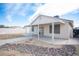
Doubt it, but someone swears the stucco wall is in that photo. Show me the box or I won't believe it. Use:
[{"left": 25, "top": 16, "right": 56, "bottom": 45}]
[
  {"left": 31, "top": 23, "right": 73, "bottom": 39},
  {"left": 43, "top": 24, "right": 67, "bottom": 39},
  {"left": 30, "top": 26, "right": 38, "bottom": 34},
  {"left": 30, "top": 15, "right": 73, "bottom": 39},
  {"left": 59, "top": 23, "right": 73, "bottom": 39}
]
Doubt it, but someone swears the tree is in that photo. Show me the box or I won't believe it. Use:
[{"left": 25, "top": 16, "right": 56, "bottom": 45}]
[{"left": 0, "top": 25, "right": 5, "bottom": 28}]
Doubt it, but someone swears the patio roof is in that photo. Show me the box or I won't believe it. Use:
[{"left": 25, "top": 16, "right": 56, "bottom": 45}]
[
  {"left": 30, "top": 14, "right": 66, "bottom": 25},
  {"left": 25, "top": 14, "right": 73, "bottom": 27}
]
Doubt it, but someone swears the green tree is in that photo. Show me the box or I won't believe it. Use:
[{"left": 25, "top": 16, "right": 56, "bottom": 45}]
[{"left": 0, "top": 25, "right": 5, "bottom": 28}]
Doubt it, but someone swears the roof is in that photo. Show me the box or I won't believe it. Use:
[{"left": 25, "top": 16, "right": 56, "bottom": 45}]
[
  {"left": 25, "top": 13, "right": 73, "bottom": 28},
  {"left": 32, "top": 14, "right": 73, "bottom": 25}
]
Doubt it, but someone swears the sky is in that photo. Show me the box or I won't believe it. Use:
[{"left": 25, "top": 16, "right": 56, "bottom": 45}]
[
  {"left": 0, "top": 3, "right": 44, "bottom": 27},
  {"left": 0, "top": 3, "right": 79, "bottom": 27},
  {"left": 36, "top": 3, "right": 79, "bottom": 27}
]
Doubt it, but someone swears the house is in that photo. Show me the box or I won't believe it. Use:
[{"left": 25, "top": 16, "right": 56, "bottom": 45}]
[{"left": 26, "top": 14, "right": 73, "bottom": 40}]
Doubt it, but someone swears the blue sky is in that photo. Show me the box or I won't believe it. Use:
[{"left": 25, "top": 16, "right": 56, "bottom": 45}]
[
  {"left": 0, "top": 3, "right": 44, "bottom": 27},
  {"left": 0, "top": 3, "right": 79, "bottom": 27},
  {"left": 62, "top": 9, "right": 79, "bottom": 27}
]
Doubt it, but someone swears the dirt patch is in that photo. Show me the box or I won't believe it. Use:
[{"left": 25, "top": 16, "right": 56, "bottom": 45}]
[
  {"left": 74, "top": 45, "right": 79, "bottom": 55},
  {"left": 0, "top": 34, "right": 23, "bottom": 40},
  {"left": 0, "top": 50, "right": 32, "bottom": 56},
  {"left": 17, "top": 39, "right": 63, "bottom": 48},
  {"left": 0, "top": 39, "right": 77, "bottom": 56},
  {"left": 0, "top": 43, "right": 77, "bottom": 56}
]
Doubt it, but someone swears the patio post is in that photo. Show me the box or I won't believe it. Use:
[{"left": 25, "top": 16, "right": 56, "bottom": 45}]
[
  {"left": 52, "top": 22, "right": 54, "bottom": 40},
  {"left": 38, "top": 24, "right": 39, "bottom": 40},
  {"left": 31, "top": 25, "right": 33, "bottom": 38}
]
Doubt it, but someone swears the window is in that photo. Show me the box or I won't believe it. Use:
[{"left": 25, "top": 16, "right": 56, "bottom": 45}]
[
  {"left": 54, "top": 24, "right": 60, "bottom": 34},
  {"left": 49, "top": 25, "right": 52, "bottom": 33},
  {"left": 32, "top": 26, "right": 34, "bottom": 32},
  {"left": 49, "top": 24, "right": 60, "bottom": 34}
]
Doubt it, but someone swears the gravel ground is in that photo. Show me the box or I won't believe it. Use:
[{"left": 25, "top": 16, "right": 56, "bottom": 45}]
[{"left": 0, "top": 43, "right": 77, "bottom": 56}]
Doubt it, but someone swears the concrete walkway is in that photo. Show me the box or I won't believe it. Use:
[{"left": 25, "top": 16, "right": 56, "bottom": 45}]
[
  {"left": 41, "top": 38, "right": 79, "bottom": 45},
  {"left": 0, "top": 36, "right": 29, "bottom": 46},
  {"left": 53, "top": 39, "right": 79, "bottom": 45}
]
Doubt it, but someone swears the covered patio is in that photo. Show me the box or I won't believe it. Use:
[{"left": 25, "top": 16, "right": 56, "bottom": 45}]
[
  {"left": 31, "top": 23, "right": 55, "bottom": 40},
  {"left": 25, "top": 15, "right": 73, "bottom": 41},
  {"left": 26, "top": 22, "right": 65, "bottom": 41}
]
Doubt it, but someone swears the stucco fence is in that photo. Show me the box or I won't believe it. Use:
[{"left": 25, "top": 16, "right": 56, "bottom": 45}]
[{"left": 0, "top": 28, "right": 26, "bottom": 35}]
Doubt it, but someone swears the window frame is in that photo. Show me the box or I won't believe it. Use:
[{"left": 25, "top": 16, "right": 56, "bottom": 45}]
[
  {"left": 49, "top": 24, "right": 60, "bottom": 34},
  {"left": 49, "top": 24, "right": 52, "bottom": 33},
  {"left": 54, "top": 24, "right": 60, "bottom": 34},
  {"left": 32, "top": 26, "right": 34, "bottom": 32}
]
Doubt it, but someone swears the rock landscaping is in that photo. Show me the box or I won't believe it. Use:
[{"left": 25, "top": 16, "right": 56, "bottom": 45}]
[{"left": 0, "top": 43, "right": 77, "bottom": 56}]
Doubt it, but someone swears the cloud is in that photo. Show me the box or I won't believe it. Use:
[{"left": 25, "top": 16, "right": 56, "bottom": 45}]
[
  {"left": 7, "top": 4, "right": 23, "bottom": 15},
  {"left": 5, "top": 4, "right": 23, "bottom": 22},
  {"left": 74, "top": 20, "right": 79, "bottom": 27},
  {"left": 36, "top": 2, "right": 79, "bottom": 16},
  {"left": 6, "top": 3, "right": 44, "bottom": 17},
  {"left": 6, "top": 15, "right": 12, "bottom": 22},
  {"left": 25, "top": 3, "right": 44, "bottom": 25},
  {"left": 26, "top": 2, "right": 79, "bottom": 26},
  {"left": 17, "top": 3, "right": 44, "bottom": 17},
  {"left": 11, "top": 4, "right": 23, "bottom": 14}
]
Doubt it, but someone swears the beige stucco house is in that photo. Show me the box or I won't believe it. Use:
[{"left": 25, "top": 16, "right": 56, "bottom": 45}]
[{"left": 26, "top": 14, "right": 73, "bottom": 40}]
